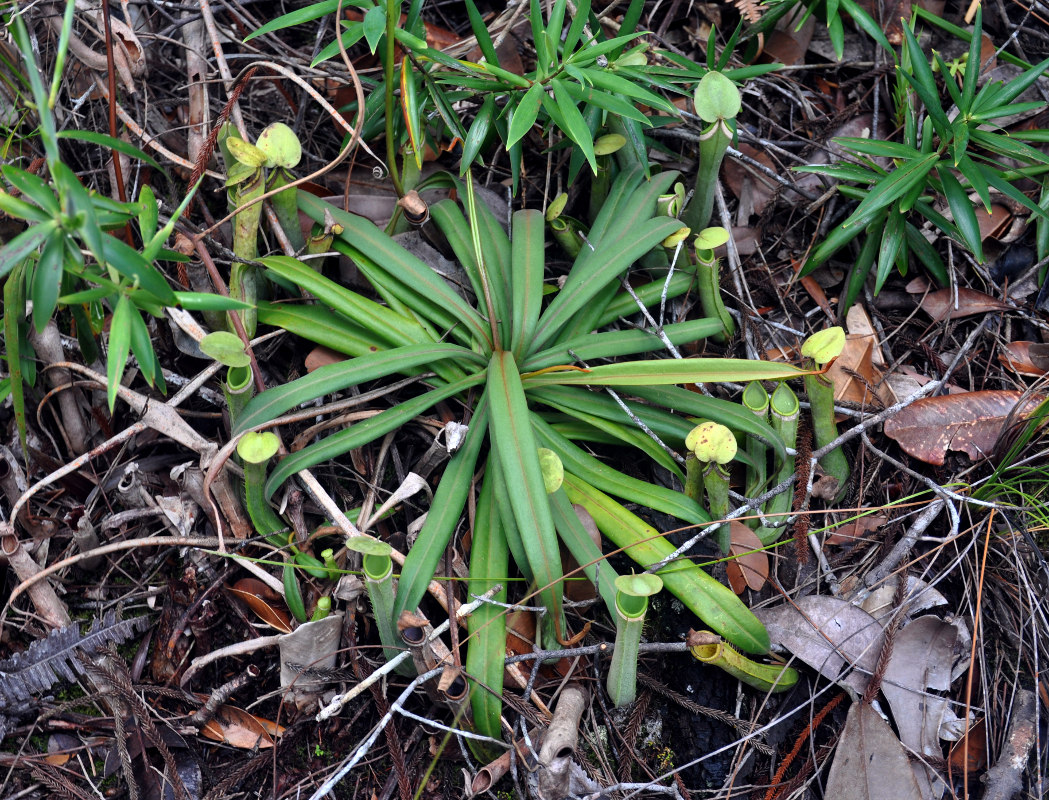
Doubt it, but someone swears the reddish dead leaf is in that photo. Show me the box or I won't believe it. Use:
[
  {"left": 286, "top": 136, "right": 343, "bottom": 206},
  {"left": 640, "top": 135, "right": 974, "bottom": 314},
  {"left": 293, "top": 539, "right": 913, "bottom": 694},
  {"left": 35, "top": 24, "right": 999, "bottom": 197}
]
[
  {"left": 726, "top": 521, "right": 768, "bottom": 593},
  {"left": 723, "top": 143, "right": 777, "bottom": 217},
  {"left": 305, "top": 346, "right": 346, "bottom": 373},
  {"left": 825, "top": 513, "right": 887, "bottom": 546},
  {"left": 884, "top": 391, "right": 1046, "bottom": 465},
  {"left": 975, "top": 204, "right": 1011, "bottom": 241},
  {"left": 828, "top": 334, "right": 896, "bottom": 409},
  {"left": 198, "top": 702, "right": 283, "bottom": 749},
  {"left": 999, "top": 341, "right": 1049, "bottom": 376},
  {"left": 949, "top": 718, "right": 987, "bottom": 772},
  {"left": 921, "top": 288, "right": 1011, "bottom": 320},
  {"left": 792, "top": 259, "right": 835, "bottom": 319},
  {"left": 228, "top": 578, "right": 294, "bottom": 633},
  {"left": 905, "top": 275, "right": 931, "bottom": 294}
]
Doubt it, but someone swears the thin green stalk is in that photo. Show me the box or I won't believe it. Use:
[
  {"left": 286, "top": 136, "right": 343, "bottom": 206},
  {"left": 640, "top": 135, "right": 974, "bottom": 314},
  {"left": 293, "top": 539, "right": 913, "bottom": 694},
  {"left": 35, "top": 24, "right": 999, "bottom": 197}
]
[
  {"left": 742, "top": 381, "right": 769, "bottom": 509},
  {"left": 756, "top": 382, "right": 799, "bottom": 545},
  {"left": 224, "top": 364, "right": 253, "bottom": 427},
  {"left": 694, "top": 228, "right": 735, "bottom": 342},
  {"left": 384, "top": 0, "right": 403, "bottom": 197},
  {"left": 230, "top": 169, "right": 265, "bottom": 337},
  {"left": 364, "top": 554, "right": 404, "bottom": 668},
  {"left": 686, "top": 119, "right": 733, "bottom": 232},
  {"left": 607, "top": 574, "right": 661, "bottom": 707},
  {"left": 801, "top": 328, "right": 849, "bottom": 500}
]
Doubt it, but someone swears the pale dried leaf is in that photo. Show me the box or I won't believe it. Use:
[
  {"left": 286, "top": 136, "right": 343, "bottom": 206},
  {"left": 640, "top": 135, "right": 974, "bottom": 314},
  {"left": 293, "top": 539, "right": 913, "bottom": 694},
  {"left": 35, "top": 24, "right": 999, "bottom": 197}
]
[
  {"left": 882, "top": 616, "right": 959, "bottom": 758},
  {"left": 755, "top": 596, "right": 884, "bottom": 694},
  {"left": 279, "top": 613, "right": 343, "bottom": 709},
  {"left": 825, "top": 703, "right": 925, "bottom": 800},
  {"left": 856, "top": 576, "right": 947, "bottom": 621}
]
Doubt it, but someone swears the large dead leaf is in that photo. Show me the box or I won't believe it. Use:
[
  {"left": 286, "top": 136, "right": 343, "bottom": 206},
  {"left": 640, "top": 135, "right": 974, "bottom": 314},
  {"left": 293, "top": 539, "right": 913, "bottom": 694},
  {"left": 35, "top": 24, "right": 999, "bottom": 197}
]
[
  {"left": 920, "top": 288, "right": 1011, "bottom": 320},
  {"left": 826, "top": 703, "right": 925, "bottom": 800},
  {"left": 755, "top": 596, "right": 884, "bottom": 694},
  {"left": 883, "top": 391, "right": 1045, "bottom": 465}
]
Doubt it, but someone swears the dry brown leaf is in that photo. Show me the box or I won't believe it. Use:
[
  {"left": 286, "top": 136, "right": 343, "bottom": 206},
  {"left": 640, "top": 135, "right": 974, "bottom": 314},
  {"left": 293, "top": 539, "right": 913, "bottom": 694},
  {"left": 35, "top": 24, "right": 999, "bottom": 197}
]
[
  {"left": 826, "top": 703, "right": 925, "bottom": 800},
  {"left": 825, "top": 513, "right": 886, "bottom": 546},
  {"left": 921, "top": 288, "right": 1011, "bottom": 320},
  {"left": 845, "top": 304, "right": 886, "bottom": 366},
  {"left": 228, "top": 578, "right": 293, "bottom": 633},
  {"left": 723, "top": 143, "right": 777, "bottom": 217},
  {"left": 199, "top": 702, "right": 283, "bottom": 749},
  {"left": 755, "top": 596, "right": 884, "bottom": 694},
  {"left": 883, "top": 390, "right": 1045, "bottom": 465},
  {"left": 726, "top": 521, "right": 768, "bottom": 593},
  {"left": 975, "top": 204, "right": 1011, "bottom": 241},
  {"left": 998, "top": 341, "right": 1049, "bottom": 376},
  {"left": 828, "top": 334, "right": 896, "bottom": 409},
  {"left": 304, "top": 346, "right": 346, "bottom": 373},
  {"left": 949, "top": 717, "right": 987, "bottom": 772}
]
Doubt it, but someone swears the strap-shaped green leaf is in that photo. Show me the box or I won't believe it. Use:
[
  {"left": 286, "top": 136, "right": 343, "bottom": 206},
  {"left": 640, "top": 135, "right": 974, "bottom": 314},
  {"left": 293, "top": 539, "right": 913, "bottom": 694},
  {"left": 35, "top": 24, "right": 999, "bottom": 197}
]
[
  {"left": 937, "top": 164, "right": 983, "bottom": 262},
  {"left": 465, "top": 468, "right": 509, "bottom": 746},
  {"left": 264, "top": 373, "right": 486, "bottom": 497},
  {"left": 531, "top": 217, "right": 682, "bottom": 352},
  {"left": 524, "top": 357, "right": 809, "bottom": 388},
  {"left": 563, "top": 474, "right": 770, "bottom": 653},
  {"left": 393, "top": 396, "right": 489, "bottom": 620},
  {"left": 549, "top": 487, "right": 619, "bottom": 616},
  {"left": 487, "top": 351, "right": 566, "bottom": 645},
  {"left": 523, "top": 318, "right": 724, "bottom": 373},
  {"left": 510, "top": 209, "right": 545, "bottom": 361},
  {"left": 234, "top": 343, "right": 483, "bottom": 435},
  {"left": 298, "top": 193, "right": 491, "bottom": 348},
  {"left": 507, "top": 83, "right": 544, "bottom": 148},
  {"left": 260, "top": 255, "right": 427, "bottom": 348},
  {"left": 533, "top": 414, "right": 710, "bottom": 525}
]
